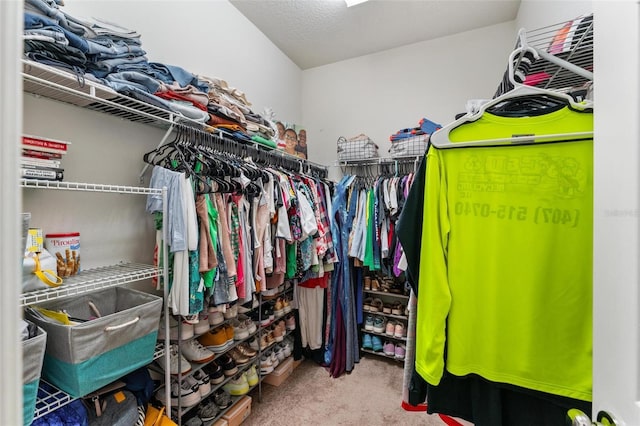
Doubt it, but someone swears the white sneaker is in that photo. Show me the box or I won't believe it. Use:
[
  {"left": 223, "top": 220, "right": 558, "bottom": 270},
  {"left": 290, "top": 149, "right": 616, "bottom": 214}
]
[
  {"left": 230, "top": 319, "right": 249, "bottom": 341},
  {"left": 238, "top": 314, "right": 257, "bottom": 334},
  {"left": 208, "top": 307, "right": 225, "bottom": 326},
  {"left": 192, "top": 369, "right": 211, "bottom": 397},
  {"left": 171, "top": 380, "right": 201, "bottom": 407},
  {"left": 194, "top": 313, "right": 210, "bottom": 335},
  {"left": 158, "top": 316, "right": 194, "bottom": 341},
  {"left": 159, "top": 344, "right": 191, "bottom": 375},
  {"left": 182, "top": 340, "right": 215, "bottom": 364},
  {"left": 260, "top": 355, "right": 274, "bottom": 374}
]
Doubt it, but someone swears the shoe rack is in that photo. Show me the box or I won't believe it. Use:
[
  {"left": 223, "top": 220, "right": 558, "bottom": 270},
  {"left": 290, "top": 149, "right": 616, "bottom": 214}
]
[
  {"left": 162, "top": 312, "right": 261, "bottom": 426},
  {"left": 361, "top": 276, "right": 409, "bottom": 363},
  {"left": 255, "top": 282, "right": 296, "bottom": 399}
]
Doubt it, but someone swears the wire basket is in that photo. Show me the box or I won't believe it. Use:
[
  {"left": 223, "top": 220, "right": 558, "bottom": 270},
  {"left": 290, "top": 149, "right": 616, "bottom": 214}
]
[
  {"left": 337, "top": 134, "right": 379, "bottom": 161},
  {"left": 389, "top": 134, "right": 429, "bottom": 158}
]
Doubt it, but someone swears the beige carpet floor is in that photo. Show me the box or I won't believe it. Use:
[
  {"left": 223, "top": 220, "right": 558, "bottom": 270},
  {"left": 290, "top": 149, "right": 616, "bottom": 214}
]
[{"left": 244, "top": 354, "right": 447, "bottom": 426}]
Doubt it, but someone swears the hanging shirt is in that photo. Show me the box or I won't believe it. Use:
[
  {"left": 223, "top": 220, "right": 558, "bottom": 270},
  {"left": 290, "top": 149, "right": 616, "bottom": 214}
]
[{"left": 416, "top": 107, "right": 593, "bottom": 401}]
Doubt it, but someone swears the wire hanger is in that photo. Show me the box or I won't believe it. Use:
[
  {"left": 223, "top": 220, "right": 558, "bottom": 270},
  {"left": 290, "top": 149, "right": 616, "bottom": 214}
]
[{"left": 430, "top": 46, "right": 594, "bottom": 149}]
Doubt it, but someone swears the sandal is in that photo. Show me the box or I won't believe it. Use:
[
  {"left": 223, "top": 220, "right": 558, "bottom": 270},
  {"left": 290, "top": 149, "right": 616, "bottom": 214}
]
[
  {"left": 370, "top": 298, "right": 384, "bottom": 313},
  {"left": 363, "top": 297, "right": 373, "bottom": 311},
  {"left": 391, "top": 302, "right": 403, "bottom": 316}
]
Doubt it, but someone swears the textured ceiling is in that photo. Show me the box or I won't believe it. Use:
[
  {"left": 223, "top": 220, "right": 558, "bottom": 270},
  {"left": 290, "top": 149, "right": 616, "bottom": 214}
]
[{"left": 229, "top": 0, "right": 521, "bottom": 69}]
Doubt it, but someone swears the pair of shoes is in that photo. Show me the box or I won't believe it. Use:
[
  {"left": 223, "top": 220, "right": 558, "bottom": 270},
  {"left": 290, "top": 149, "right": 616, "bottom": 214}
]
[
  {"left": 260, "top": 354, "right": 275, "bottom": 374},
  {"left": 394, "top": 322, "right": 406, "bottom": 338},
  {"left": 155, "top": 379, "right": 201, "bottom": 408},
  {"left": 182, "top": 339, "right": 215, "bottom": 364},
  {"left": 159, "top": 344, "right": 191, "bottom": 375},
  {"left": 236, "top": 343, "right": 257, "bottom": 358},
  {"left": 372, "top": 316, "right": 386, "bottom": 334},
  {"left": 223, "top": 372, "right": 249, "bottom": 396},
  {"left": 198, "top": 325, "right": 233, "bottom": 353}
]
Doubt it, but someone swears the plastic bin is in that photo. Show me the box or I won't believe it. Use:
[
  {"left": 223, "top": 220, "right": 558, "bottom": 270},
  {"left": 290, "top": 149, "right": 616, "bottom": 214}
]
[
  {"left": 25, "top": 287, "right": 162, "bottom": 398},
  {"left": 23, "top": 322, "right": 47, "bottom": 426}
]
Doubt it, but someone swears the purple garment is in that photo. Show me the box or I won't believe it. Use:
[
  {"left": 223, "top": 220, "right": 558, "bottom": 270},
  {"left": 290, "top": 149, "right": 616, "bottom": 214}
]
[{"left": 393, "top": 241, "right": 405, "bottom": 277}]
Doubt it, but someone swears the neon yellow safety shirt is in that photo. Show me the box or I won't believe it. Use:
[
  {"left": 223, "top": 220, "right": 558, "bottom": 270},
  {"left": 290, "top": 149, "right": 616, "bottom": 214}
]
[{"left": 416, "top": 106, "right": 593, "bottom": 401}]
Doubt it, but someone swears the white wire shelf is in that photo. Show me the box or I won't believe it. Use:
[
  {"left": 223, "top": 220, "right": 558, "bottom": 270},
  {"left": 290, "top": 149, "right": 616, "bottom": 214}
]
[
  {"left": 22, "top": 59, "right": 203, "bottom": 130},
  {"left": 518, "top": 14, "right": 593, "bottom": 92},
  {"left": 20, "top": 262, "right": 162, "bottom": 307},
  {"left": 20, "top": 178, "right": 162, "bottom": 195}
]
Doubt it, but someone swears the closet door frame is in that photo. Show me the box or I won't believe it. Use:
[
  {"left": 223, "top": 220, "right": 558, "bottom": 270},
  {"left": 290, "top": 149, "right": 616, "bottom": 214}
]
[
  {"left": 592, "top": 1, "right": 640, "bottom": 424},
  {"left": 0, "top": 0, "right": 24, "bottom": 424}
]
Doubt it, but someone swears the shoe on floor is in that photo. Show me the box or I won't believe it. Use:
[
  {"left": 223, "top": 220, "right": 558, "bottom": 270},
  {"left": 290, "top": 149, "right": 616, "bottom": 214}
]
[
  {"left": 182, "top": 339, "right": 215, "bottom": 364},
  {"left": 362, "top": 333, "right": 373, "bottom": 350}
]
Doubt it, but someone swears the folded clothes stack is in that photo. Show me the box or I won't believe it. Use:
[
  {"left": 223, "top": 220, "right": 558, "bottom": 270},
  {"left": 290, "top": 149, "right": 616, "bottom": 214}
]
[
  {"left": 388, "top": 117, "right": 442, "bottom": 158},
  {"left": 22, "top": 0, "right": 280, "bottom": 142}
]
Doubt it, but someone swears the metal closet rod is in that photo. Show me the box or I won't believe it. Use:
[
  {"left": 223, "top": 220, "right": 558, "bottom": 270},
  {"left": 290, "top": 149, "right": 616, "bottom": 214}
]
[{"left": 170, "top": 123, "right": 329, "bottom": 178}]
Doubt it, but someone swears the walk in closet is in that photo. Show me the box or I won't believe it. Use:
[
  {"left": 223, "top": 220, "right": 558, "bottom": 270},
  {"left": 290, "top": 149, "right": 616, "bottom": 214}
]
[{"left": 3, "top": 1, "right": 640, "bottom": 425}]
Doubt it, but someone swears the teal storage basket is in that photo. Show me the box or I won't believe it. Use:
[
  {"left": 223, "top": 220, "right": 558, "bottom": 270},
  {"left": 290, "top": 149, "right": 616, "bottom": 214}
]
[
  {"left": 25, "top": 287, "right": 162, "bottom": 398},
  {"left": 23, "top": 322, "right": 46, "bottom": 426}
]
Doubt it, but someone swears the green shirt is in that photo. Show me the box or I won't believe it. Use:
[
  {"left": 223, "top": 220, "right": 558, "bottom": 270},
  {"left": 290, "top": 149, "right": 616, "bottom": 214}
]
[{"left": 416, "top": 107, "right": 593, "bottom": 401}]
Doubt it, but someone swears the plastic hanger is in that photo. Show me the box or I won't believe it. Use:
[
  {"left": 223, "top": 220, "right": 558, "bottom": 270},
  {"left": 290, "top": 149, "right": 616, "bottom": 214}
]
[{"left": 430, "top": 46, "right": 594, "bottom": 149}]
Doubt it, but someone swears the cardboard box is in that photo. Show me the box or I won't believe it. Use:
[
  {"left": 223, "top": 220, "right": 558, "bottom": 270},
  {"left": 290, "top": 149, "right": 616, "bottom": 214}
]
[
  {"left": 292, "top": 357, "right": 303, "bottom": 371},
  {"left": 262, "top": 356, "right": 293, "bottom": 387},
  {"left": 222, "top": 395, "right": 251, "bottom": 426},
  {"left": 212, "top": 419, "right": 228, "bottom": 426}
]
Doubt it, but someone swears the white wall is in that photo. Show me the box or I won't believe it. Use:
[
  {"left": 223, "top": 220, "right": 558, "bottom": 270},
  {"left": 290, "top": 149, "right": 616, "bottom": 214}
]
[
  {"left": 301, "top": 21, "right": 517, "bottom": 178},
  {"left": 62, "top": 0, "right": 302, "bottom": 123},
  {"left": 516, "top": 0, "right": 593, "bottom": 31}
]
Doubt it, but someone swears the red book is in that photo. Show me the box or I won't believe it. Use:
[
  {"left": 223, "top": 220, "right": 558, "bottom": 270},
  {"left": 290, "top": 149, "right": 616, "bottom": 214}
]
[
  {"left": 22, "top": 148, "right": 64, "bottom": 160},
  {"left": 22, "top": 135, "right": 70, "bottom": 152}
]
